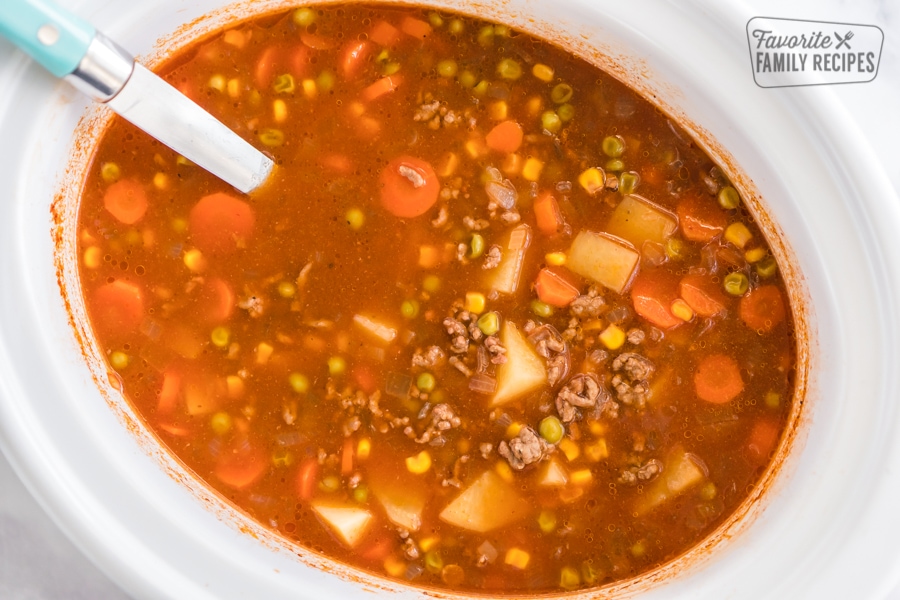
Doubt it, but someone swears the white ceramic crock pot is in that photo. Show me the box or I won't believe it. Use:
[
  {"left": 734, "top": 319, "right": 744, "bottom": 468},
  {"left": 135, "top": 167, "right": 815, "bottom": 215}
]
[{"left": 1, "top": 0, "right": 899, "bottom": 598}]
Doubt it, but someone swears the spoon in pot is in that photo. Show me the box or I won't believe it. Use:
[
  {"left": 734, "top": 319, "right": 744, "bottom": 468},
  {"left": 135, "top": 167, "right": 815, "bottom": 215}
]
[{"left": 0, "top": 0, "right": 274, "bottom": 194}]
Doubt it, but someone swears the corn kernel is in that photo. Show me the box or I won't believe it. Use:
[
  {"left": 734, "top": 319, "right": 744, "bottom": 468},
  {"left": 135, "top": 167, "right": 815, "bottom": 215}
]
[
  {"left": 725, "top": 222, "right": 753, "bottom": 249},
  {"left": 406, "top": 450, "right": 432, "bottom": 474},
  {"left": 584, "top": 439, "right": 609, "bottom": 462},
  {"left": 744, "top": 247, "right": 767, "bottom": 263},
  {"left": 489, "top": 101, "right": 508, "bottom": 121},
  {"left": 506, "top": 422, "right": 523, "bottom": 438},
  {"left": 670, "top": 298, "right": 694, "bottom": 322},
  {"left": 545, "top": 252, "right": 567, "bottom": 266},
  {"left": 505, "top": 548, "right": 531, "bottom": 570},
  {"left": 419, "top": 536, "right": 440, "bottom": 552},
  {"left": 208, "top": 74, "right": 226, "bottom": 92},
  {"left": 153, "top": 172, "right": 169, "bottom": 190},
  {"left": 522, "top": 157, "right": 544, "bottom": 181},
  {"left": 494, "top": 460, "right": 514, "bottom": 483},
  {"left": 357, "top": 437, "right": 372, "bottom": 460},
  {"left": 227, "top": 78, "right": 240, "bottom": 98},
  {"left": 532, "top": 63, "right": 555, "bottom": 82},
  {"left": 582, "top": 319, "right": 605, "bottom": 332},
  {"left": 570, "top": 469, "right": 593, "bottom": 485},
  {"left": 83, "top": 246, "right": 102, "bottom": 269},
  {"left": 465, "top": 292, "right": 486, "bottom": 314},
  {"left": 560, "top": 565, "right": 581, "bottom": 590},
  {"left": 587, "top": 420, "right": 606, "bottom": 436},
  {"left": 226, "top": 375, "right": 245, "bottom": 399},
  {"left": 559, "top": 437, "right": 580, "bottom": 462},
  {"left": 436, "top": 152, "right": 459, "bottom": 178},
  {"left": 578, "top": 167, "right": 605, "bottom": 195},
  {"left": 302, "top": 78, "right": 317, "bottom": 98},
  {"left": 464, "top": 137, "right": 488, "bottom": 159},
  {"left": 599, "top": 324, "right": 626, "bottom": 350},
  {"left": 222, "top": 29, "right": 247, "bottom": 48},
  {"left": 384, "top": 555, "right": 407, "bottom": 577},
  {"left": 501, "top": 153, "right": 522, "bottom": 176},
  {"left": 256, "top": 342, "right": 274, "bottom": 365},
  {"left": 526, "top": 96, "right": 543, "bottom": 117},
  {"left": 183, "top": 248, "right": 207, "bottom": 273},
  {"left": 273, "top": 99, "right": 288, "bottom": 123}
]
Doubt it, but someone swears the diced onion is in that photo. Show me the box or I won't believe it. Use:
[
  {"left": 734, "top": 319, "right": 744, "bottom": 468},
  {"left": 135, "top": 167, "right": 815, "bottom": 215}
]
[
  {"left": 485, "top": 179, "right": 517, "bottom": 210},
  {"left": 469, "top": 373, "right": 497, "bottom": 394},
  {"left": 386, "top": 372, "right": 412, "bottom": 399}
]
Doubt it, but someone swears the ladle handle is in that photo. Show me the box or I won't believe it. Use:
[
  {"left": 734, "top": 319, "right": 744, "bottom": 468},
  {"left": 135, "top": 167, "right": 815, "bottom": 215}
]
[{"left": 0, "top": 0, "right": 96, "bottom": 77}]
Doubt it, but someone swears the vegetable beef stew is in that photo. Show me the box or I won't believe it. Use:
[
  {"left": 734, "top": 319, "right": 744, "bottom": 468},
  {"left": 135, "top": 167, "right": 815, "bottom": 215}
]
[{"left": 76, "top": 4, "right": 796, "bottom": 594}]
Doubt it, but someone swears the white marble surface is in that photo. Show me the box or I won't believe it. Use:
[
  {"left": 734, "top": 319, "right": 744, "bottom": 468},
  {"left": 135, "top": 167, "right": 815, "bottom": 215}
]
[{"left": 0, "top": 0, "right": 898, "bottom": 598}]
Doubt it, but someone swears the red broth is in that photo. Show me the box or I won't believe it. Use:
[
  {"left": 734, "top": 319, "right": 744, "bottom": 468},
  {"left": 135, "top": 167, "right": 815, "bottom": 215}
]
[{"left": 76, "top": 4, "right": 795, "bottom": 593}]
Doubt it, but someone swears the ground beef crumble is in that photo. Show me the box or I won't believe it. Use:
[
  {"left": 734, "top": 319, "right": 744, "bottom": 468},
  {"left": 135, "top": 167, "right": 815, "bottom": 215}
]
[{"left": 498, "top": 426, "right": 552, "bottom": 470}]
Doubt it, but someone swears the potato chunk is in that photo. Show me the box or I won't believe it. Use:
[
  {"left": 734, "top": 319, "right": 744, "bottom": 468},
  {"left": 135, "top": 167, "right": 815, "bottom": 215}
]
[
  {"left": 491, "top": 321, "right": 547, "bottom": 406},
  {"left": 636, "top": 446, "right": 706, "bottom": 514},
  {"left": 605, "top": 195, "right": 678, "bottom": 248},
  {"left": 487, "top": 224, "right": 532, "bottom": 295},
  {"left": 566, "top": 230, "right": 640, "bottom": 294},
  {"left": 310, "top": 503, "right": 374, "bottom": 547},
  {"left": 439, "top": 470, "right": 530, "bottom": 532},
  {"left": 370, "top": 480, "right": 426, "bottom": 531}
]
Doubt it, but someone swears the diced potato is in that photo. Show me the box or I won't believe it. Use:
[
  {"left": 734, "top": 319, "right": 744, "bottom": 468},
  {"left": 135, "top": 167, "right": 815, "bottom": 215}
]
[
  {"left": 491, "top": 321, "right": 547, "bottom": 406},
  {"left": 566, "top": 231, "right": 640, "bottom": 295},
  {"left": 605, "top": 195, "right": 678, "bottom": 248},
  {"left": 310, "top": 502, "right": 374, "bottom": 547},
  {"left": 352, "top": 314, "right": 398, "bottom": 344},
  {"left": 487, "top": 224, "right": 532, "bottom": 295},
  {"left": 538, "top": 458, "right": 569, "bottom": 487},
  {"left": 370, "top": 471, "right": 428, "bottom": 531},
  {"left": 636, "top": 446, "right": 706, "bottom": 514},
  {"left": 439, "top": 470, "right": 530, "bottom": 532}
]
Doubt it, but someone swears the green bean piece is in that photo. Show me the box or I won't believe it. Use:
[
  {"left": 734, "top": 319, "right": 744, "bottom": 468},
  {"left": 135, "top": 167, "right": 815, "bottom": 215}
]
[
  {"left": 469, "top": 233, "right": 485, "bottom": 258},
  {"left": 619, "top": 171, "right": 640, "bottom": 195},
  {"left": 417, "top": 372, "right": 436, "bottom": 393},
  {"left": 602, "top": 135, "right": 625, "bottom": 157},
  {"left": 352, "top": 484, "right": 369, "bottom": 503},
  {"left": 288, "top": 372, "right": 309, "bottom": 394},
  {"left": 425, "top": 550, "right": 444, "bottom": 574},
  {"left": 401, "top": 299, "right": 420, "bottom": 319},
  {"left": 541, "top": 111, "right": 562, "bottom": 134},
  {"left": 292, "top": 7, "right": 316, "bottom": 27},
  {"left": 531, "top": 299, "right": 555, "bottom": 318},
  {"left": 557, "top": 103, "right": 575, "bottom": 122},
  {"left": 211, "top": 326, "right": 230, "bottom": 348},
  {"left": 471, "top": 80, "right": 490, "bottom": 97},
  {"left": 756, "top": 256, "right": 778, "bottom": 278},
  {"left": 382, "top": 61, "right": 401, "bottom": 76},
  {"left": 273, "top": 73, "right": 295, "bottom": 94},
  {"left": 718, "top": 185, "right": 741, "bottom": 209},
  {"left": 437, "top": 59, "right": 458, "bottom": 78},
  {"left": 271, "top": 448, "right": 294, "bottom": 468},
  {"left": 550, "top": 83, "right": 573, "bottom": 104},
  {"left": 539, "top": 416, "right": 564, "bottom": 444},
  {"left": 277, "top": 281, "right": 296, "bottom": 298},
  {"left": 477, "top": 312, "right": 500, "bottom": 336},
  {"left": 497, "top": 58, "right": 522, "bottom": 80},
  {"left": 723, "top": 272, "right": 750, "bottom": 296}
]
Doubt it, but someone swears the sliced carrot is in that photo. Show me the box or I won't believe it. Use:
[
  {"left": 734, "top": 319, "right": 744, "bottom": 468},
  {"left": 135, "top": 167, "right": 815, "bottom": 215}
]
[
  {"left": 103, "top": 179, "right": 148, "bottom": 225},
  {"left": 361, "top": 75, "right": 401, "bottom": 102},
  {"left": 630, "top": 271, "right": 682, "bottom": 329},
  {"left": 535, "top": 268, "right": 579, "bottom": 307},
  {"left": 676, "top": 194, "right": 727, "bottom": 243},
  {"left": 289, "top": 45, "right": 310, "bottom": 76},
  {"left": 320, "top": 153, "right": 353, "bottom": 174},
  {"left": 485, "top": 120, "right": 524, "bottom": 154},
  {"left": 679, "top": 273, "right": 729, "bottom": 317},
  {"left": 92, "top": 280, "right": 144, "bottom": 336},
  {"left": 157, "top": 370, "right": 181, "bottom": 415},
  {"left": 158, "top": 422, "right": 191, "bottom": 437},
  {"left": 296, "top": 458, "right": 318, "bottom": 500},
  {"left": 215, "top": 444, "right": 268, "bottom": 490},
  {"left": 300, "top": 31, "right": 336, "bottom": 50},
  {"left": 747, "top": 419, "right": 780, "bottom": 463},
  {"left": 353, "top": 364, "right": 378, "bottom": 394},
  {"left": 400, "top": 16, "right": 433, "bottom": 39},
  {"left": 254, "top": 46, "right": 279, "bottom": 88},
  {"left": 379, "top": 156, "right": 439, "bottom": 218},
  {"left": 694, "top": 353, "right": 744, "bottom": 404},
  {"left": 341, "top": 437, "right": 354, "bottom": 475},
  {"left": 533, "top": 191, "right": 563, "bottom": 236},
  {"left": 359, "top": 534, "right": 394, "bottom": 562},
  {"left": 188, "top": 192, "right": 255, "bottom": 256},
  {"left": 341, "top": 40, "right": 372, "bottom": 79},
  {"left": 739, "top": 285, "right": 786, "bottom": 333},
  {"left": 197, "top": 277, "right": 235, "bottom": 323},
  {"left": 369, "top": 20, "right": 400, "bottom": 47}
]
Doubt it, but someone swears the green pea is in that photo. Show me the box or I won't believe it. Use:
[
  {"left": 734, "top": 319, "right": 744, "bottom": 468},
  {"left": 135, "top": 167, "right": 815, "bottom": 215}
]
[
  {"left": 288, "top": 372, "right": 309, "bottom": 394},
  {"left": 602, "top": 135, "right": 625, "bottom": 157},
  {"left": 100, "top": 162, "right": 120, "bottom": 183},
  {"left": 557, "top": 103, "right": 575, "bottom": 122},
  {"left": 665, "top": 237, "right": 686, "bottom": 260},
  {"left": 550, "top": 83, "right": 573, "bottom": 104},
  {"left": 271, "top": 448, "right": 294, "bottom": 468},
  {"left": 756, "top": 256, "right": 778, "bottom": 278},
  {"left": 605, "top": 158, "right": 625, "bottom": 172},
  {"left": 619, "top": 171, "right": 640, "bottom": 195},
  {"left": 538, "top": 415, "right": 564, "bottom": 444},
  {"left": 541, "top": 110, "right": 562, "bottom": 134},
  {"left": 425, "top": 550, "right": 444, "bottom": 573},
  {"left": 401, "top": 299, "right": 420, "bottom": 319},
  {"left": 469, "top": 233, "right": 485, "bottom": 258},
  {"left": 273, "top": 73, "right": 295, "bottom": 94},
  {"left": 352, "top": 484, "right": 369, "bottom": 503},
  {"left": 320, "top": 474, "right": 340, "bottom": 492},
  {"left": 423, "top": 275, "right": 441, "bottom": 293},
  {"left": 292, "top": 8, "right": 316, "bottom": 27},
  {"left": 531, "top": 299, "right": 554, "bottom": 318},
  {"left": 477, "top": 312, "right": 500, "bottom": 336},
  {"left": 497, "top": 58, "right": 522, "bottom": 80},
  {"left": 277, "top": 281, "right": 296, "bottom": 298},
  {"left": 345, "top": 207, "right": 365, "bottom": 230},
  {"left": 210, "top": 411, "right": 232, "bottom": 435},
  {"left": 258, "top": 129, "right": 284, "bottom": 147},
  {"left": 723, "top": 272, "right": 750, "bottom": 296},
  {"left": 458, "top": 70, "right": 477, "bottom": 88},
  {"left": 109, "top": 351, "right": 129, "bottom": 370},
  {"left": 382, "top": 61, "right": 401, "bottom": 76},
  {"left": 427, "top": 12, "right": 443, "bottom": 28},
  {"left": 437, "top": 59, "right": 458, "bottom": 78},
  {"left": 211, "top": 326, "right": 230, "bottom": 348},
  {"left": 718, "top": 185, "right": 741, "bottom": 209},
  {"left": 417, "top": 372, "right": 436, "bottom": 393},
  {"left": 327, "top": 356, "right": 346, "bottom": 376}
]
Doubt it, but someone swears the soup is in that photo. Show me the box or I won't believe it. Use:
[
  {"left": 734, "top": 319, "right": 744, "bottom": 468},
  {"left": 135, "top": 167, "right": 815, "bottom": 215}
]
[{"left": 76, "top": 4, "right": 795, "bottom": 593}]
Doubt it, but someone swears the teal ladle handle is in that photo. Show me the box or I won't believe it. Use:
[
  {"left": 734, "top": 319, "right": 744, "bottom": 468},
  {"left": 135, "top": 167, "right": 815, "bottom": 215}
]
[{"left": 0, "top": 0, "right": 96, "bottom": 78}]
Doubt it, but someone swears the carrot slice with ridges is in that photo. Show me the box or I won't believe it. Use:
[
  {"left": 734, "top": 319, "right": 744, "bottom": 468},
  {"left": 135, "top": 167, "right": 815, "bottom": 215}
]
[
  {"left": 534, "top": 268, "right": 579, "bottom": 307},
  {"left": 533, "top": 192, "right": 563, "bottom": 236},
  {"left": 103, "top": 179, "right": 148, "bottom": 225},
  {"left": 694, "top": 354, "right": 744, "bottom": 404},
  {"left": 485, "top": 120, "right": 524, "bottom": 154},
  {"left": 379, "top": 156, "right": 439, "bottom": 218}
]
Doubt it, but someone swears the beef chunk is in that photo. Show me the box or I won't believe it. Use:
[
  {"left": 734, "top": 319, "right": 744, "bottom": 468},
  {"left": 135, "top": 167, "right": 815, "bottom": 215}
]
[
  {"left": 498, "top": 426, "right": 550, "bottom": 470},
  {"left": 569, "top": 287, "right": 606, "bottom": 319},
  {"left": 612, "top": 352, "right": 655, "bottom": 381},
  {"left": 412, "top": 345, "right": 446, "bottom": 369},
  {"left": 555, "top": 373, "right": 610, "bottom": 423},
  {"left": 618, "top": 458, "right": 663, "bottom": 485}
]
